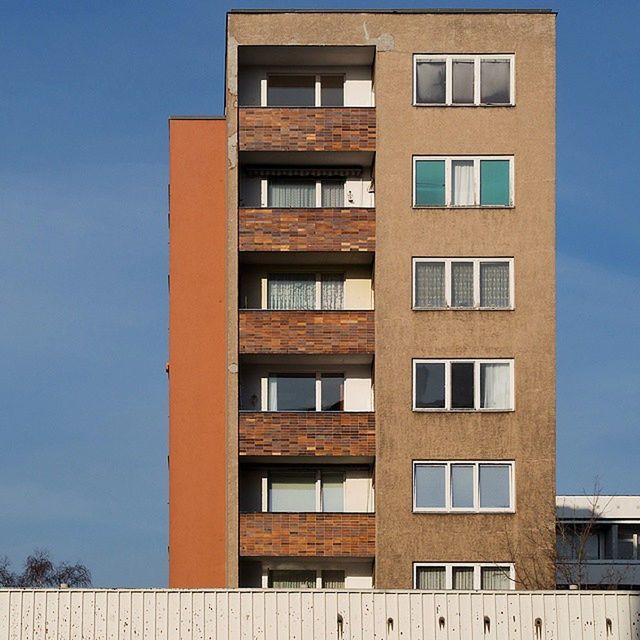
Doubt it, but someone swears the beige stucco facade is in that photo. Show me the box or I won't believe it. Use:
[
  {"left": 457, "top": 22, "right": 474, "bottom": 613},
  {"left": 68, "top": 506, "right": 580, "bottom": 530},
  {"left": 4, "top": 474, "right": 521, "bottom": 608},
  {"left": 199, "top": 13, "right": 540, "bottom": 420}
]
[{"left": 224, "top": 10, "right": 556, "bottom": 589}]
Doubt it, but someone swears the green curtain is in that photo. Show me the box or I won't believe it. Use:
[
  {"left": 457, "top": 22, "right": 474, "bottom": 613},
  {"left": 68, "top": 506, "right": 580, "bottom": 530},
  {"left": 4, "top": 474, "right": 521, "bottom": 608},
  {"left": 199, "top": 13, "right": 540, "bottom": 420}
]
[
  {"left": 415, "top": 160, "right": 445, "bottom": 205},
  {"left": 480, "top": 160, "right": 510, "bottom": 205}
]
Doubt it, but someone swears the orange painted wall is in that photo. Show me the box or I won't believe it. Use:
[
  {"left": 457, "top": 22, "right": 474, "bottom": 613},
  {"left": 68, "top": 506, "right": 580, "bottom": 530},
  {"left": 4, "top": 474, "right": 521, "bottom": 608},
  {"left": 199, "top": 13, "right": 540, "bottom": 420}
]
[{"left": 168, "top": 118, "right": 227, "bottom": 588}]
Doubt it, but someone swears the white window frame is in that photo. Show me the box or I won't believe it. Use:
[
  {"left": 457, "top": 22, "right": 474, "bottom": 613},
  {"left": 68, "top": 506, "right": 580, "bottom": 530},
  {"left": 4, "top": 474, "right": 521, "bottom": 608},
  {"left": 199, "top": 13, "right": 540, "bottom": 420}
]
[
  {"left": 261, "top": 177, "right": 347, "bottom": 208},
  {"left": 266, "top": 371, "right": 345, "bottom": 412},
  {"left": 412, "top": 156, "right": 515, "bottom": 208},
  {"left": 412, "top": 460, "right": 515, "bottom": 513},
  {"left": 412, "top": 257, "right": 514, "bottom": 310},
  {"left": 263, "top": 73, "right": 346, "bottom": 108},
  {"left": 265, "top": 272, "right": 345, "bottom": 310},
  {"left": 263, "top": 469, "right": 346, "bottom": 513},
  {"left": 413, "top": 54, "right": 515, "bottom": 106},
  {"left": 413, "top": 562, "right": 515, "bottom": 590},
  {"left": 412, "top": 358, "right": 515, "bottom": 412}
]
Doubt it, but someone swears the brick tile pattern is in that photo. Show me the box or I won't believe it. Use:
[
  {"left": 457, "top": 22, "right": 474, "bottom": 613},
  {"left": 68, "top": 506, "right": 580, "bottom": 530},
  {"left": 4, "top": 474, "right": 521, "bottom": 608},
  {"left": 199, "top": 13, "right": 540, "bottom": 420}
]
[
  {"left": 238, "top": 208, "right": 375, "bottom": 253},
  {"left": 239, "top": 513, "right": 375, "bottom": 557},
  {"left": 239, "top": 310, "right": 374, "bottom": 354},
  {"left": 238, "top": 107, "right": 376, "bottom": 152},
  {"left": 239, "top": 412, "right": 375, "bottom": 457}
]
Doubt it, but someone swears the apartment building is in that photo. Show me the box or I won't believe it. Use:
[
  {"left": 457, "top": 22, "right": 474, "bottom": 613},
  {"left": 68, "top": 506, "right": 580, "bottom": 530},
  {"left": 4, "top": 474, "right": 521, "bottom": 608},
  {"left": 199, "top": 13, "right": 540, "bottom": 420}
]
[{"left": 168, "top": 9, "right": 556, "bottom": 590}]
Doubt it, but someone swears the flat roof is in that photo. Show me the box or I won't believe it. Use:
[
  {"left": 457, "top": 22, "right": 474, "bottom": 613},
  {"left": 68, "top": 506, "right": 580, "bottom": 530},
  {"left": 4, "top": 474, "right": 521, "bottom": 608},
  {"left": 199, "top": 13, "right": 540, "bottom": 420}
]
[{"left": 228, "top": 8, "right": 556, "bottom": 15}]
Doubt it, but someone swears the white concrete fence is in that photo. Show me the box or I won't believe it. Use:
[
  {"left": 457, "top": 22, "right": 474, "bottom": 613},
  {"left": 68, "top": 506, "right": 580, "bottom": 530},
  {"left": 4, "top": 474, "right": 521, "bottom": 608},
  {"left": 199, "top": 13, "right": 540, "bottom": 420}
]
[{"left": 1, "top": 589, "right": 639, "bottom": 640}]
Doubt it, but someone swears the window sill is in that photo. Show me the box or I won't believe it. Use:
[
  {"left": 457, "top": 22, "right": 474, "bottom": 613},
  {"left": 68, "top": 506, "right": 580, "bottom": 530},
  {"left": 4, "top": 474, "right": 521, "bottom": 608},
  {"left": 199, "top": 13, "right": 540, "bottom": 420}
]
[
  {"left": 413, "top": 509, "right": 515, "bottom": 514},
  {"left": 412, "top": 408, "right": 515, "bottom": 413},
  {"left": 412, "top": 307, "right": 514, "bottom": 312},
  {"left": 412, "top": 103, "right": 515, "bottom": 108},
  {"left": 412, "top": 205, "right": 515, "bottom": 210}
]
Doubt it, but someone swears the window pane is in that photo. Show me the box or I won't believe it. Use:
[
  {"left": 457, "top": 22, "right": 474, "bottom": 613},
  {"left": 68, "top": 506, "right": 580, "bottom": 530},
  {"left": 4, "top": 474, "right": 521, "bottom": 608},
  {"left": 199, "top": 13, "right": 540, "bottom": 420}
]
[
  {"left": 269, "top": 374, "right": 316, "bottom": 411},
  {"left": 268, "top": 179, "right": 316, "bottom": 208},
  {"left": 451, "top": 464, "right": 474, "bottom": 508},
  {"left": 269, "top": 570, "right": 317, "bottom": 589},
  {"left": 480, "top": 567, "right": 511, "bottom": 590},
  {"left": 452, "top": 160, "right": 475, "bottom": 206},
  {"left": 415, "top": 363, "right": 445, "bottom": 409},
  {"left": 480, "top": 363, "right": 511, "bottom": 409},
  {"left": 268, "top": 274, "right": 316, "bottom": 310},
  {"left": 320, "top": 274, "right": 344, "bottom": 310},
  {"left": 415, "top": 160, "right": 445, "bottom": 205},
  {"left": 451, "top": 363, "right": 474, "bottom": 409},
  {"left": 416, "top": 566, "right": 446, "bottom": 589},
  {"left": 452, "top": 61, "right": 474, "bottom": 104},
  {"left": 321, "top": 179, "right": 345, "bottom": 207},
  {"left": 480, "top": 60, "right": 511, "bottom": 104},
  {"left": 268, "top": 473, "right": 316, "bottom": 512},
  {"left": 322, "top": 570, "right": 345, "bottom": 589},
  {"left": 321, "top": 374, "right": 344, "bottom": 411},
  {"left": 321, "top": 75, "right": 344, "bottom": 106},
  {"left": 321, "top": 472, "right": 344, "bottom": 512},
  {"left": 415, "top": 60, "right": 446, "bottom": 104},
  {"left": 480, "top": 262, "right": 510, "bottom": 308},
  {"left": 479, "top": 464, "right": 511, "bottom": 509},
  {"left": 415, "top": 464, "right": 446, "bottom": 509},
  {"left": 414, "top": 262, "right": 445, "bottom": 308},
  {"left": 451, "top": 262, "right": 474, "bottom": 307},
  {"left": 267, "top": 75, "right": 315, "bottom": 106},
  {"left": 480, "top": 160, "right": 510, "bottom": 206},
  {"left": 452, "top": 566, "right": 474, "bottom": 589},
  {"left": 584, "top": 533, "right": 601, "bottom": 559}
]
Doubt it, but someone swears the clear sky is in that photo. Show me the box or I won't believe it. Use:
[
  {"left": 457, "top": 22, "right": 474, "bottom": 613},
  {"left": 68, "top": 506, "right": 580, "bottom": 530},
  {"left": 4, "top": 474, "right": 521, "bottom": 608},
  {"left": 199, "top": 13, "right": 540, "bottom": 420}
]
[{"left": 1, "top": 0, "right": 638, "bottom": 587}]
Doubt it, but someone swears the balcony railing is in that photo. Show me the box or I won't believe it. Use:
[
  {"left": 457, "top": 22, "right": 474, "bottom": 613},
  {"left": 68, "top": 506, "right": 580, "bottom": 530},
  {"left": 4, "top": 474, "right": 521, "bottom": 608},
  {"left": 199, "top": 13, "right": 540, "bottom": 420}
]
[
  {"left": 239, "top": 512, "right": 375, "bottom": 557},
  {"left": 239, "top": 411, "right": 375, "bottom": 457}
]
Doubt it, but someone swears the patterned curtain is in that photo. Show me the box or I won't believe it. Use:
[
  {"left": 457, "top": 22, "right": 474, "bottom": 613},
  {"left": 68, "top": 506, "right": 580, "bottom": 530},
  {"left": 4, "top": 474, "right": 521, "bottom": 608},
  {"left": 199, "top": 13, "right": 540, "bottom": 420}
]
[
  {"left": 415, "top": 262, "right": 445, "bottom": 307},
  {"left": 451, "top": 262, "right": 474, "bottom": 307},
  {"left": 321, "top": 180, "right": 345, "bottom": 207},
  {"left": 480, "top": 567, "right": 511, "bottom": 590},
  {"left": 268, "top": 180, "right": 316, "bottom": 207},
  {"left": 452, "top": 567, "right": 474, "bottom": 590},
  {"left": 480, "top": 262, "right": 510, "bottom": 307},
  {"left": 321, "top": 275, "right": 344, "bottom": 310},
  {"left": 269, "top": 570, "right": 317, "bottom": 589},
  {"left": 322, "top": 570, "right": 345, "bottom": 589},
  {"left": 268, "top": 274, "right": 315, "bottom": 309},
  {"left": 416, "top": 567, "right": 446, "bottom": 589}
]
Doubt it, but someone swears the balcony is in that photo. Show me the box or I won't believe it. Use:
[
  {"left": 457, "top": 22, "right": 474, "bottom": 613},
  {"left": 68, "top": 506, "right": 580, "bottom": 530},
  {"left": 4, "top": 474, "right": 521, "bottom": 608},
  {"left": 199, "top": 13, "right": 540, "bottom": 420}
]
[
  {"left": 238, "top": 108, "right": 376, "bottom": 153},
  {"left": 239, "top": 411, "right": 375, "bottom": 458},
  {"left": 239, "top": 512, "right": 375, "bottom": 557},
  {"left": 239, "top": 310, "right": 374, "bottom": 355},
  {"left": 239, "top": 207, "right": 375, "bottom": 253}
]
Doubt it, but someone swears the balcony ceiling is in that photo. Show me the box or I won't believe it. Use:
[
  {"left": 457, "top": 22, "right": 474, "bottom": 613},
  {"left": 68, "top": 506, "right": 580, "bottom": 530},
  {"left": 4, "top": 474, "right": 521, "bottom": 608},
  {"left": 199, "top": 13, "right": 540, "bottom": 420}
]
[
  {"left": 238, "top": 45, "right": 375, "bottom": 67},
  {"left": 239, "top": 151, "right": 374, "bottom": 168}
]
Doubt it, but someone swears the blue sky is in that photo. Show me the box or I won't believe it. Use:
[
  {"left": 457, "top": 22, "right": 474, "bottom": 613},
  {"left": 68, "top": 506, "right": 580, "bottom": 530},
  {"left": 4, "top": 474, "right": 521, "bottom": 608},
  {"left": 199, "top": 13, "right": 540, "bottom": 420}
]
[{"left": 1, "top": 0, "right": 638, "bottom": 587}]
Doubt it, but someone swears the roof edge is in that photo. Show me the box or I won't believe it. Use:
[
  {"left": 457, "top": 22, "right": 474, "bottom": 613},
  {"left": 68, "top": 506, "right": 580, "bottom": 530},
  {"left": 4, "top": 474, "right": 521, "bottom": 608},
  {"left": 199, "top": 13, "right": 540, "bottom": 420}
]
[
  {"left": 169, "top": 115, "right": 226, "bottom": 121},
  {"left": 228, "top": 8, "right": 556, "bottom": 15}
]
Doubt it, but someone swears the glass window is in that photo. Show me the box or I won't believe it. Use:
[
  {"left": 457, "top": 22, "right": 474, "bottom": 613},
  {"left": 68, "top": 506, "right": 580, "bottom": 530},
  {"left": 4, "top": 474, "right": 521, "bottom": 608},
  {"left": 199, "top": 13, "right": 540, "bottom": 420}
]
[
  {"left": 321, "top": 179, "right": 345, "bottom": 207},
  {"left": 321, "top": 472, "right": 344, "bottom": 512},
  {"left": 481, "top": 567, "right": 511, "bottom": 590},
  {"left": 321, "top": 75, "right": 344, "bottom": 106},
  {"left": 415, "top": 60, "right": 446, "bottom": 104},
  {"left": 414, "top": 262, "right": 445, "bottom": 308},
  {"left": 479, "top": 464, "right": 511, "bottom": 509},
  {"left": 451, "top": 362, "right": 474, "bottom": 409},
  {"left": 617, "top": 529, "right": 634, "bottom": 560},
  {"left": 268, "top": 472, "right": 316, "bottom": 512},
  {"left": 415, "top": 566, "right": 446, "bottom": 589},
  {"left": 320, "top": 274, "right": 344, "bottom": 310},
  {"left": 321, "top": 570, "right": 345, "bottom": 589},
  {"left": 451, "top": 262, "right": 474, "bottom": 307},
  {"left": 268, "top": 374, "right": 316, "bottom": 411},
  {"left": 480, "top": 363, "right": 511, "bottom": 410},
  {"left": 452, "top": 566, "right": 475, "bottom": 589},
  {"left": 452, "top": 61, "right": 475, "bottom": 104},
  {"left": 480, "top": 60, "right": 511, "bottom": 104},
  {"left": 267, "top": 75, "right": 315, "bottom": 106},
  {"left": 480, "top": 262, "right": 510, "bottom": 308},
  {"left": 451, "top": 465, "right": 474, "bottom": 508},
  {"left": 321, "top": 374, "right": 344, "bottom": 411},
  {"left": 415, "top": 464, "right": 446, "bottom": 509},
  {"left": 268, "top": 570, "right": 317, "bottom": 589},
  {"left": 415, "top": 362, "right": 445, "bottom": 409},
  {"left": 452, "top": 160, "right": 475, "bottom": 206},
  {"left": 268, "top": 179, "right": 316, "bottom": 208},
  {"left": 480, "top": 160, "right": 511, "bottom": 206},
  {"left": 268, "top": 274, "right": 316, "bottom": 310},
  {"left": 415, "top": 160, "right": 446, "bottom": 206}
]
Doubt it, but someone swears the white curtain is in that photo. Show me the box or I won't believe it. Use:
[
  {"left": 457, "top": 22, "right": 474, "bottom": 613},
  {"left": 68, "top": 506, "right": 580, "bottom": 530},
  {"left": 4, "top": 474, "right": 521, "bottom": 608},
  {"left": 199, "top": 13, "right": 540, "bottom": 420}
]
[
  {"left": 321, "top": 472, "right": 344, "bottom": 512},
  {"left": 415, "top": 262, "right": 445, "bottom": 307},
  {"left": 452, "top": 160, "right": 475, "bottom": 205},
  {"left": 480, "top": 262, "right": 510, "bottom": 308},
  {"left": 452, "top": 61, "right": 474, "bottom": 104},
  {"left": 481, "top": 567, "right": 511, "bottom": 590},
  {"left": 268, "top": 180, "right": 315, "bottom": 207},
  {"left": 267, "top": 376, "right": 278, "bottom": 411},
  {"left": 451, "top": 262, "right": 474, "bottom": 307},
  {"left": 321, "top": 275, "right": 344, "bottom": 310},
  {"left": 321, "top": 180, "right": 345, "bottom": 207},
  {"left": 481, "top": 363, "right": 511, "bottom": 409},
  {"left": 268, "top": 274, "right": 315, "bottom": 309},
  {"left": 268, "top": 473, "right": 316, "bottom": 512},
  {"left": 416, "top": 567, "right": 445, "bottom": 589},
  {"left": 452, "top": 567, "right": 474, "bottom": 590}
]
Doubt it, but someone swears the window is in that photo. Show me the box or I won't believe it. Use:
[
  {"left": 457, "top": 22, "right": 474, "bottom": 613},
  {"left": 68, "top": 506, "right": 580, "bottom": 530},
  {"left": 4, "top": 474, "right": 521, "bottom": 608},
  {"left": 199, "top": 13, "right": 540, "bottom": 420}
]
[
  {"left": 267, "top": 470, "right": 345, "bottom": 513},
  {"left": 413, "top": 258, "right": 513, "bottom": 310},
  {"left": 268, "top": 373, "right": 344, "bottom": 412},
  {"left": 414, "top": 564, "right": 514, "bottom": 590},
  {"left": 413, "top": 156, "right": 513, "bottom": 207},
  {"left": 267, "top": 273, "right": 344, "bottom": 310},
  {"left": 267, "top": 568, "right": 346, "bottom": 589},
  {"left": 266, "top": 74, "right": 344, "bottom": 107},
  {"left": 267, "top": 177, "right": 345, "bottom": 208},
  {"left": 414, "top": 54, "right": 514, "bottom": 106},
  {"left": 413, "top": 359, "right": 514, "bottom": 411},
  {"left": 413, "top": 461, "right": 514, "bottom": 513}
]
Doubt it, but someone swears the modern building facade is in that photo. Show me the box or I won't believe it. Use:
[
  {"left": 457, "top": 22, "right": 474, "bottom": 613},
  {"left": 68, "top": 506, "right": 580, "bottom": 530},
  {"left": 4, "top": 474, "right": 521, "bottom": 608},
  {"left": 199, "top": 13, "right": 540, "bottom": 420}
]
[{"left": 168, "top": 9, "right": 557, "bottom": 590}]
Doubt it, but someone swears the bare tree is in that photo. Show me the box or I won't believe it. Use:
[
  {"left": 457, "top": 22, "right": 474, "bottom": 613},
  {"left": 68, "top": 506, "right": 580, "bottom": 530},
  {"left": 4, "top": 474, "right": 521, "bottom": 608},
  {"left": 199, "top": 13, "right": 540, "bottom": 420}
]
[{"left": 0, "top": 549, "right": 91, "bottom": 588}]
